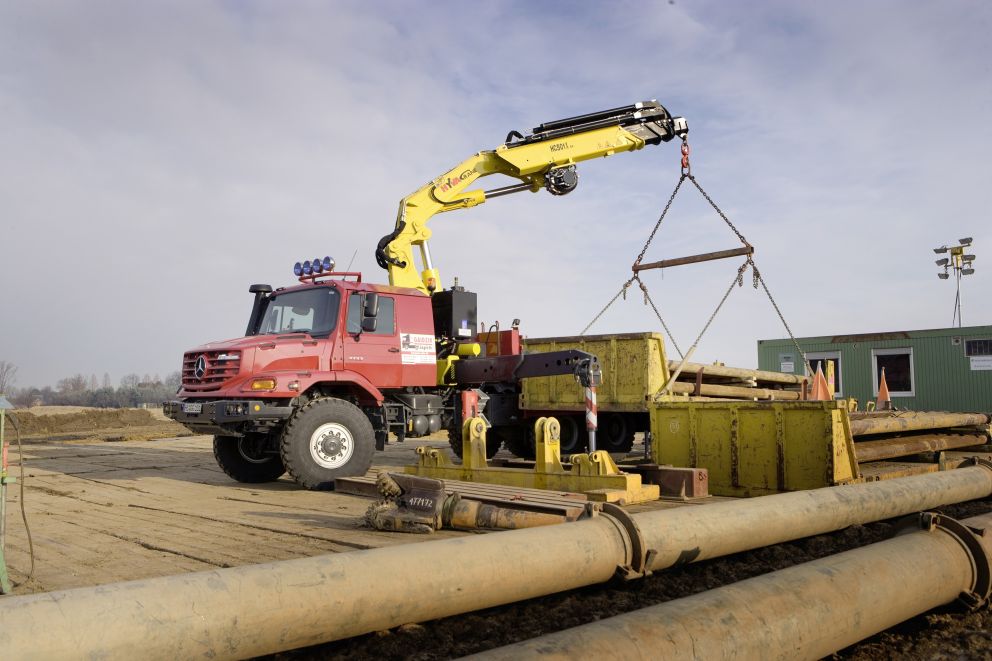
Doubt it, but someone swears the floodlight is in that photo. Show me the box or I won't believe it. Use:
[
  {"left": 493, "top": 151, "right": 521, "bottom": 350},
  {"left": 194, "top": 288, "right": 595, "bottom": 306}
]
[
  {"left": 293, "top": 262, "right": 303, "bottom": 276},
  {"left": 322, "top": 256, "right": 335, "bottom": 271},
  {"left": 312, "top": 258, "right": 323, "bottom": 274},
  {"left": 936, "top": 258, "right": 949, "bottom": 266},
  {"left": 963, "top": 268, "right": 975, "bottom": 275},
  {"left": 934, "top": 246, "right": 948, "bottom": 254},
  {"left": 959, "top": 237, "right": 973, "bottom": 245},
  {"left": 302, "top": 260, "right": 312, "bottom": 276},
  {"left": 938, "top": 272, "right": 950, "bottom": 279}
]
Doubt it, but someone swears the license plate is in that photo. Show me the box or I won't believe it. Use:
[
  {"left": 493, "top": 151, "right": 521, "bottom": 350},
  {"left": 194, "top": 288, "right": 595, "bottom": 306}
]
[{"left": 182, "top": 402, "right": 203, "bottom": 414}]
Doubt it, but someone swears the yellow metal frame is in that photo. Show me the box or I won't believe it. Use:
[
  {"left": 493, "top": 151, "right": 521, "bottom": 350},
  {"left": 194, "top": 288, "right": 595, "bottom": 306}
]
[
  {"left": 407, "top": 417, "right": 659, "bottom": 505},
  {"left": 650, "top": 400, "right": 861, "bottom": 497},
  {"left": 384, "top": 127, "right": 655, "bottom": 294}
]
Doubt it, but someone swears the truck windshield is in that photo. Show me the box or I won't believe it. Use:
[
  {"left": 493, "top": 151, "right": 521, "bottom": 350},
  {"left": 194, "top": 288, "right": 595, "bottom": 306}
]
[{"left": 255, "top": 287, "right": 340, "bottom": 337}]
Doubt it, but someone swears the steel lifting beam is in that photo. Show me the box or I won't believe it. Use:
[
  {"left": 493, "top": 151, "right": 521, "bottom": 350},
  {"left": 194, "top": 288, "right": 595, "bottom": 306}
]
[
  {"left": 632, "top": 245, "right": 753, "bottom": 272},
  {"left": 2, "top": 463, "right": 991, "bottom": 659}
]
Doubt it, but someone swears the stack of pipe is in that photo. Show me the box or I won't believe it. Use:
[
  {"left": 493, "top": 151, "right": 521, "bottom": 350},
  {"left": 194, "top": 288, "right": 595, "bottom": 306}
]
[{"left": 665, "top": 360, "right": 804, "bottom": 401}]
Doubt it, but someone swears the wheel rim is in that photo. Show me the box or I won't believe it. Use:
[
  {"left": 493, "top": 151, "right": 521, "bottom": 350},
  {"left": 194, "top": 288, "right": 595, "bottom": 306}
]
[
  {"left": 309, "top": 422, "right": 355, "bottom": 469},
  {"left": 237, "top": 437, "right": 270, "bottom": 464}
]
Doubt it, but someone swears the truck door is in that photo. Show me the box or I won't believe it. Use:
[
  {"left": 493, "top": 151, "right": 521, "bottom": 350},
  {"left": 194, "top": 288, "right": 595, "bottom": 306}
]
[{"left": 342, "top": 292, "right": 402, "bottom": 388}]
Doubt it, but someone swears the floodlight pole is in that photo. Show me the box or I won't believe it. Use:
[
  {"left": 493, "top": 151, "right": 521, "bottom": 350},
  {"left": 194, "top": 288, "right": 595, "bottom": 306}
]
[{"left": 934, "top": 238, "right": 976, "bottom": 328}]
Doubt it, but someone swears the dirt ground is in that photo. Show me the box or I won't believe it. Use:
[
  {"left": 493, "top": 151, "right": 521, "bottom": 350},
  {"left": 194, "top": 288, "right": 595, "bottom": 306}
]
[{"left": 3, "top": 407, "right": 992, "bottom": 659}]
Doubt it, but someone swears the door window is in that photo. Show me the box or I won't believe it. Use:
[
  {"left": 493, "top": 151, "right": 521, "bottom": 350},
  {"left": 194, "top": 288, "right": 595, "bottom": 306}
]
[{"left": 346, "top": 293, "right": 395, "bottom": 335}]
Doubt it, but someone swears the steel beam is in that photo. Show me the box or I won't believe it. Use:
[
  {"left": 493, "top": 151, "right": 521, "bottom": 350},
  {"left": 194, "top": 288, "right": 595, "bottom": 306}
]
[{"left": 632, "top": 246, "right": 753, "bottom": 272}]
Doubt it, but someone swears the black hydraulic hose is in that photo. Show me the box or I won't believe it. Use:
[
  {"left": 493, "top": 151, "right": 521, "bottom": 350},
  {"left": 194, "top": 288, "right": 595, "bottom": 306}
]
[{"left": 375, "top": 221, "right": 407, "bottom": 269}]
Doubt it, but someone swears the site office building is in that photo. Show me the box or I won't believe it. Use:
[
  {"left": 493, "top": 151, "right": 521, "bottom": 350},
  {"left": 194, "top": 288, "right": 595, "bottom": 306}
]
[{"left": 757, "top": 325, "right": 992, "bottom": 412}]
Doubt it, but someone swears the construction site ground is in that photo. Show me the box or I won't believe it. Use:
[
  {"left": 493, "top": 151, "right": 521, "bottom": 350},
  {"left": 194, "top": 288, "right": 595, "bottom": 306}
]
[{"left": 3, "top": 408, "right": 992, "bottom": 659}]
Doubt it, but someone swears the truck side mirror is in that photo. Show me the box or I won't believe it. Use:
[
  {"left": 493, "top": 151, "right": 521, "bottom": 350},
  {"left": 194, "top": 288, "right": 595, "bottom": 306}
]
[
  {"left": 361, "top": 317, "right": 378, "bottom": 333},
  {"left": 364, "top": 292, "right": 379, "bottom": 318}
]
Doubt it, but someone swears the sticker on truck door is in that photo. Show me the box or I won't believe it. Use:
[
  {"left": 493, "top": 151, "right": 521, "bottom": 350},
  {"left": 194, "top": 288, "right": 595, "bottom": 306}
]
[{"left": 400, "top": 333, "right": 436, "bottom": 364}]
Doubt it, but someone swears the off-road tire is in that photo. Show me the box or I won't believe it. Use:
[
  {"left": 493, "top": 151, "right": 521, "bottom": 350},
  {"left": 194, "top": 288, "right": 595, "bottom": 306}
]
[
  {"left": 280, "top": 397, "right": 375, "bottom": 490},
  {"left": 213, "top": 434, "right": 286, "bottom": 483},
  {"left": 448, "top": 423, "right": 502, "bottom": 460},
  {"left": 600, "top": 413, "right": 635, "bottom": 453},
  {"left": 503, "top": 425, "right": 536, "bottom": 459},
  {"left": 558, "top": 415, "right": 586, "bottom": 455}
]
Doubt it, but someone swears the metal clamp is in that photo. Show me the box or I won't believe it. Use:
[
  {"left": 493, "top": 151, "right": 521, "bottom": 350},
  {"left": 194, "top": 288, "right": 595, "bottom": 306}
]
[
  {"left": 599, "top": 503, "right": 654, "bottom": 580},
  {"left": 917, "top": 512, "right": 992, "bottom": 610},
  {"left": 959, "top": 456, "right": 992, "bottom": 476}
]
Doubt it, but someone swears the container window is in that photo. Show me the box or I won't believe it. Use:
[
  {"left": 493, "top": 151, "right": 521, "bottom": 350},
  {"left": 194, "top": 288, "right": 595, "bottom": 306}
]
[
  {"left": 965, "top": 339, "right": 992, "bottom": 356},
  {"left": 805, "top": 351, "right": 842, "bottom": 397},
  {"left": 872, "top": 348, "right": 915, "bottom": 397}
]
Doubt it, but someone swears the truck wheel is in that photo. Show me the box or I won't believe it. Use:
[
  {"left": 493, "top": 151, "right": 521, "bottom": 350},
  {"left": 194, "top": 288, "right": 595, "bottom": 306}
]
[
  {"left": 213, "top": 434, "right": 286, "bottom": 483},
  {"left": 600, "top": 413, "right": 634, "bottom": 453},
  {"left": 447, "top": 423, "right": 502, "bottom": 460},
  {"left": 503, "top": 425, "right": 535, "bottom": 459},
  {"left": 280, "top": 398, "right": 375, "bottom": 490},
  {"left": 558, "top": 415, "right": 586, "bottom": 455}
]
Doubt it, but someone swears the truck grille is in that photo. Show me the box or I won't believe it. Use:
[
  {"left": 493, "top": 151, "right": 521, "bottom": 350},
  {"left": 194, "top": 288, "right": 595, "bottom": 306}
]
[{"left": 182, "top": 351, "right": 242, "bottom": 392}]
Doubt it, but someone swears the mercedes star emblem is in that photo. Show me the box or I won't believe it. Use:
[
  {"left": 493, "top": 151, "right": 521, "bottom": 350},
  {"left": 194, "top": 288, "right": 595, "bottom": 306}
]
[{"left": 194, "top": 355, "right": 207, "bottom": 380}]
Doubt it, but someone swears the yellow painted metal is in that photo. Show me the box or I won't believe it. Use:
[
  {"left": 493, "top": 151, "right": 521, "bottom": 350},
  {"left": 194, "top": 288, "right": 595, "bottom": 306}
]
[
  {"left": 436, "top": 355, "right": 458, "bottom": 385},
  {"left": 455, "top": 342, "right": 481, "bottom": 357},
  {"left": 384, "top": 126, "right": 655, "bottom": 294},
  {"left": 521, "top": 333, "right": 671, "bottom": 413},
  {"left": 650, "top": 400, "right": 861, "bottom": 497},
  {"left": 407, "top": 417, "right": 659, "bottom": 504}
]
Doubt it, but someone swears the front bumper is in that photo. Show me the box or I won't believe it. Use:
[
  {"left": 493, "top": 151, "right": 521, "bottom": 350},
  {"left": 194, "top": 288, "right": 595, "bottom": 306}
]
[{"left": 163, "top": 399, "right": 294, "bottom": 436}]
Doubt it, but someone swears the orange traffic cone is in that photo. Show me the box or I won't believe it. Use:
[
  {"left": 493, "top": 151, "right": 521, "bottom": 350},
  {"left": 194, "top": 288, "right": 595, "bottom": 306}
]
[
  {"left": 876, "top": 367, "right": 892, "bottom": 411},
  {"left": 809, "top": 364, "right": 831, "bottom": 401}
]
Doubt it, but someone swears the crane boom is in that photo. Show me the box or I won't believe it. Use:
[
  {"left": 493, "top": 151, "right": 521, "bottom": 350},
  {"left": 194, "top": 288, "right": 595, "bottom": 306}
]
[{"left": 375, "top": 100, "right": 688, "bottom": 295}]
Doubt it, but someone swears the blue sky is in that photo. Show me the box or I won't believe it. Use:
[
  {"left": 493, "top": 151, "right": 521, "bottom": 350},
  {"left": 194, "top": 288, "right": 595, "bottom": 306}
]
[{"left": 1, "top": 1, "right": 990, "bottom": 387}]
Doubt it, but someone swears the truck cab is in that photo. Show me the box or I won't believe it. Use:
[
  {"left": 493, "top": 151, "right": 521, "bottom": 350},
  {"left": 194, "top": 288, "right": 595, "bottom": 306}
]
[{"left": 164, "top": 264, "right": 448, "bottom": 490}]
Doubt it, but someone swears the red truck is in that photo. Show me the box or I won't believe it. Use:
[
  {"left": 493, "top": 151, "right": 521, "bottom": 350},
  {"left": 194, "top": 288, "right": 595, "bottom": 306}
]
[{"left": 164, "top": 101, "right": 688, "bottom": 489}]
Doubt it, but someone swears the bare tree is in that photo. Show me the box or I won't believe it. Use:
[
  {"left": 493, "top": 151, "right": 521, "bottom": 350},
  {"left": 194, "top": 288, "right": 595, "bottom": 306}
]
[
  {"left": 0, "top": 360, "right": 17, "bottom": 394},
  {"left": 57, "top": 374, "right": 88, "bottom": 393},
  {"left": 89, "top": 373, "right": 100, "bottom": 391},
  {"left": 120, "top": 373, "right": 140, "bottom": 388},
  {"left": 102, "top": 372, "right": 112, "bottom": 389}
]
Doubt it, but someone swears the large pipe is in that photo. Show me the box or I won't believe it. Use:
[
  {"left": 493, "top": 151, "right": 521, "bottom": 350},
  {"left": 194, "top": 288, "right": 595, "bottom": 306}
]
[
  {"left": 849, "top": 411, "right": 990, "bottom": 437},
  {"left": 473, "top": 511, "right": 992, "bottom": 660},
  {"left": 668, "top": 379, "right": 801, "bottom": 400},
  {"left": 1, "top": 465, "right": 991, "bottom": 659},
  {"left": 667, "top": 360, "right": 806, "bottom": 385},
  {"left": 855, "top": 432, "right": 987, "bottom": 463}
]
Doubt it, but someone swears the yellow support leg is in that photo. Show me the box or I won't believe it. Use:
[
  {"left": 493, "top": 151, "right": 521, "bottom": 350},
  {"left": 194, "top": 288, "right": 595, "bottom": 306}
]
[{"left": 409, "top": 416, "right": 659, "bottom": 505}]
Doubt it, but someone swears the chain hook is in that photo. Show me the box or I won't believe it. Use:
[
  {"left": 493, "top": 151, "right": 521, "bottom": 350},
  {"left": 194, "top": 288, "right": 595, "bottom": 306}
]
[{"left": 680, "top": 138, "right": 691, "bottom": 175}]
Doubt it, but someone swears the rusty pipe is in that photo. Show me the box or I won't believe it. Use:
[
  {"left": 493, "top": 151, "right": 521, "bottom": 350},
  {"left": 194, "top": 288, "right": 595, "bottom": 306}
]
[
  {"left": 637, "top": 462, "right": 992, "bottom": 571},
  {"left": 849, "top": 411, "right": 991, "bottom": 437},
  {"left": 855, "top": 432, "right": 987, "bottom": 463},
  {"left": 446, "top": 496, "right": 569, "bottom": 530},
  {"left": 1, "top": 465, "right": 991, "bottom": 659},
  {"left": 472, "top": 511, "right": 992, "bottom": 660}
]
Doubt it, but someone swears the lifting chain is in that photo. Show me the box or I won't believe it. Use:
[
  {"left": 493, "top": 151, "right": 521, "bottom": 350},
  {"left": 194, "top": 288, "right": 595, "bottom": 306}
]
[{"left": 583, "top": 136, "right": 811, "bottom": 377}]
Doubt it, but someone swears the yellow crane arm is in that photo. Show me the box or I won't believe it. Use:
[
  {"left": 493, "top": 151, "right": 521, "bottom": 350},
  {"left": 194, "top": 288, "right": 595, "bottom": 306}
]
[{"left": 375, "top": 101, "right": 688, "bottom": 294}]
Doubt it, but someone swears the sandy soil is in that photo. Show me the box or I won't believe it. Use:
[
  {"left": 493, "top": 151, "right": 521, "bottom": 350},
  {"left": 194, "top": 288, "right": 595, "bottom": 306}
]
[{"left": 4, "top": 409, "right": 992, "bottom": 659}]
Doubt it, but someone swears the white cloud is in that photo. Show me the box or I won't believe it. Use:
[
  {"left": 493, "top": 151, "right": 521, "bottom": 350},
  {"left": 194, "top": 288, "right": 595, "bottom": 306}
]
[{"left": 0, "top": 0, "right": 989, "bottom": 386}]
